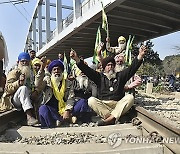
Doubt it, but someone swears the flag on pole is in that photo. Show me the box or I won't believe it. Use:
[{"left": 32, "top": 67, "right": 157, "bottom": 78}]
[
  {"left": 101, "top": 2, "right": 109, "bottom": 37},
  {"left": 103, "top": 49, "right": 107, "bottom": 58},
  {"left": 125, "top": 35, "right": 135, "bottom": 65},
  {"left": 63, "top": 52, "right": 68, "bottom": 79},
  {"left": 93, "top": 26, "right": 101, "bottom": 64}
]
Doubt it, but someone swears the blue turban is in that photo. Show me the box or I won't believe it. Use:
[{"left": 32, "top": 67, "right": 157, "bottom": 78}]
[
  {"left": 48, "top": 60, "right": 64, "bottom": 73},
  {"left": 18, "top": 52, "right": 31, "bottom": 61}
]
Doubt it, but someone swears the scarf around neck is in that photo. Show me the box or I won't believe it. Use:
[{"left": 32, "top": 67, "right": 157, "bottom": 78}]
[{"left": 51, "top": 77, "right": 66, "bottom": 115}]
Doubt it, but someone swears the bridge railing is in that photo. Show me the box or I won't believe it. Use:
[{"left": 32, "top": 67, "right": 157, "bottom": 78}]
[
  {"left": 25, "top": 0, "right": 102, "bottom": 53},
  {"left": 81, "top": 0, "right": 100, "bottom": 14}
]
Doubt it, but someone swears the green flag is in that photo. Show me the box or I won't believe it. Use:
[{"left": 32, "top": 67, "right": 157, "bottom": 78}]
[
  {"left": 63, "top": 52, "right": 68, "bottom": 79},
  {"left": 101, "top": 2, "right": 109, "bottom": 37},
  {"left": 93, "top": 26, "right": 101, "bottom": 64},
  {"left": 125, "top": 35, "right": 135, "bottom": 65}
]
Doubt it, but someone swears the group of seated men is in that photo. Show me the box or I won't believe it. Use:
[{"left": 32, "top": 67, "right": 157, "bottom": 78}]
[{"left": 0, "top": 36, "right": 147, "bottom": 128}]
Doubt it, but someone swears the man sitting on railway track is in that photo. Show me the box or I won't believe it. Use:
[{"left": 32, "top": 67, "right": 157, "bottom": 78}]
[
  {"left": 0, "top": 52, "right": 41, "bottom": 126},
  {"left": 70, "top": 44, "right": 147, "bottom": 126},
  {"left": 66, "top": 71, "right": 97, "bottom": 124},
  {"left": 38, "top": 60, "right": 70, "bottom": 128}
]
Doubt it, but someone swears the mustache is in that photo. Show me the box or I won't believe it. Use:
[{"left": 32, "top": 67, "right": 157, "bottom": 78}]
[
  {"left": 18, "top": 65, "right": 31, "bottom": 78},
  {"left": 118, "top": 43, "right": 126, "bottom": 51},
  {"left": 51, "top": 73, "right": 63, "bottom": 83},
  {"left": 104, "top": 70, "right": 116, "bottom": 80}
]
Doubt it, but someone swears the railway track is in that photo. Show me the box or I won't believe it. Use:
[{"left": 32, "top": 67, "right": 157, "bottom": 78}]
[
  {"left": 136, "top": 106, "right": 180, "bottom": 154},
  {"left": 0, "top": 106, "right": 179, "bottom": 154}
]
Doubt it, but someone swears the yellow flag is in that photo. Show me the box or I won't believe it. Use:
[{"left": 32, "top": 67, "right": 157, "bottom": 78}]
[
  {"left": 101, "top": 2, "right": 109, "bottom": 37},
  {"left": 93, "top": 26, "right": 101, "bottom": 64}
]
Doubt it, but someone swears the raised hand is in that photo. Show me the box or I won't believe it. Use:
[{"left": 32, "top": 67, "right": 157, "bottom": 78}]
[
  {"left": 138, "top": 45, "right": 147, "bottom": 60},
  {"left": 40, "top": 56, "right": 47, "bottom": 69},
  {"left": 97, "top": 42, "right": 104, "bottom": 56},
  {"left": 70, "top": 49, "right": 79, "bottom": 62},
  {"left": 19, "top": 73, "right": 26, "bottom": 85}
]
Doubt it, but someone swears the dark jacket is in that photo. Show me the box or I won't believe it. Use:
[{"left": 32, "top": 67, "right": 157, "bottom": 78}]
[
  {"left": 77, "top": 57, "right": 142, "bottom": 101},
  {"left": 65, "top": 78, "right": 97, "bottom": 110}
]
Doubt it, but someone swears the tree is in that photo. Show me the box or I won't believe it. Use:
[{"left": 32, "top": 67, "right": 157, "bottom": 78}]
[
  {"left": 132, "top": 40, "right": 162, "bottom": 65},
  {"left": 132, "top": 40, "right": 164, "bottom": 76},
  {"left": 163, "top": 55, "right": 180, "bottom": 75}
]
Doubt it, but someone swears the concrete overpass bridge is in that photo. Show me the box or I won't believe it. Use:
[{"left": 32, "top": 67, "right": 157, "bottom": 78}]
[{"left": 24, "top": 0, "right": 180, "bottom": 60}]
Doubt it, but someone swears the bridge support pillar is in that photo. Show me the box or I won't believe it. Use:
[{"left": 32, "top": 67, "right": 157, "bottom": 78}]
[
  {"left": 73, "top": 0, "right": 81, "bottom": 21},
  {"left": 32, "top": 18, "right": 36, "bottom": 51},
  {"left": 45, "top": 0, "right": 51, "bottom": 43},
  {"left": 56, "top": 0, "right": 62, "bottom": 34},
  {"left": 38, "top": 3, "right": 43, "bottom": 50}
]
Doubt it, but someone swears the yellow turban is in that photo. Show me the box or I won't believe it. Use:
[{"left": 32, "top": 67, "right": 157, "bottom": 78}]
[
  {"left": 118, "top": 36, "right": 126, "bottom": 42},
  {"left": 32, "top": 58, "right": 42, "bottom": 66}
]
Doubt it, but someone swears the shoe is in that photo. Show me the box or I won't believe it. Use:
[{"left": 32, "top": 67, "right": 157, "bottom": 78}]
[
  {"left": 97, "top": 119, "right": 115, "bottom": 126},
  {"left": 97, "top": 120, "right": 106, "bottom": 126},
  {"left": 71, "top": 116, "right": 77, "bottom": 124},
  {"left": 27, "top": 117, "right": 38, "bottom": 126}
]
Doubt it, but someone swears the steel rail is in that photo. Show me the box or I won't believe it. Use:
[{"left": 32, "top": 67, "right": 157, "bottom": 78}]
[
  {"left": 136, "top": 106, "right": 180, "bottom": 154},
  {"left": 0, "top": 109, "right": 24, "bottom": 134}
]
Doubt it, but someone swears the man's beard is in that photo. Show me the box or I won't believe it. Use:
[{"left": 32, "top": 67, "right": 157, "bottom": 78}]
[
  {"left": 104, "top": 70, "right": 116, "bottom": 80},
  {"left": 115, "top": 64, "right": 125, "bottom": 72},
  {"left": 117, "top": 42, "right": 126, "bottom": 53},
  {"left": 51, "top": 73, "right": 63, "bottom": 87},
  {"left": 76, "top": 75, "right": 88, "bottom": 89},
  {"left": 18, "top": 64, "right": 31, "bottom": 79}
]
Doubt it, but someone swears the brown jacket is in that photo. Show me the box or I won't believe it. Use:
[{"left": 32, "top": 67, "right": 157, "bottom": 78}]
[{"left": 0, "top": 67, "right": 44, "bottom": 112}]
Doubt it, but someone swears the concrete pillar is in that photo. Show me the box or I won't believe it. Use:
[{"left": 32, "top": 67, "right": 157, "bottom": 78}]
[
  {"left": 146, "top": 82, "right": 153, "bottom": 94},
  {"left": 73, "top": 0, "right": 81, "bottom": 21},
  {"left": 45, "top": 0, "right": 51, "bottom": 42},
  {"left": 38, "top": 3, "right": 43, "bottom": 49},
  {"left": 32, "top": 17, "right": 36, "bottom": 51},
  {"left": 56, "top": 0, "right": 62, "bottom": 33}
]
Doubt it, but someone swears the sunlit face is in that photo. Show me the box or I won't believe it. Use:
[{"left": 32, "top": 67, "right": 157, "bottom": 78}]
[
  {"left": 104, "top": 62, "right": 115, "bottom": 73},
  {"left": 117, "top": 41, "right": 126, "bottom": 53},
  {"left": 18, "top": 60, "right": 31, "bottom": 78},
  {"left": 33, "top": 63, "right": 41, "bottom": 73},
  {"left": 19, "top": 59, "right": 30, "bottom": 66},
  {"left": 118, "top": 40, "right": 126, "bottom": 44},
  {"left": 51, "top": 66, "right": 63, "bottom": 85},
  {"left": 29, "top": 51, "right": 36, "bottom": 60},
  {"left": 51, "top": 66, "right": 63, "bottom": 77},
  {"left": 115, "top": 56, "right": 124, "bottom": 65},
  {"left": 58, "top": 53, "right": 63, "bottom": 60}
]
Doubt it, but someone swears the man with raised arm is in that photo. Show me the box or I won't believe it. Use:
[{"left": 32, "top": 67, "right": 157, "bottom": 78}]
[
  {"left": 38, "top": 60, "right": 69, "bottom": 128},
  {"left": 70, "top": 45, "right": 147, "bottom": 126},
  {"left": 106, "top": 36, "right": 127, "bottom": 55}
]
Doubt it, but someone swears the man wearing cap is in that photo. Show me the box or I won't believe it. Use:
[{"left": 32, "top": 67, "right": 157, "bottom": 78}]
[
  {"left": 106, "top": 36, "right": 126, "bottom": 55},
  {"left": 0, "top": 52, "right": 40, "bottom": 126},
  {"left": 70, "top": 44, "right": 147, "bottom": 126},
  {"left": 31, "top": 57, "right": 47, "bottom": 87},
  {"left": 31, "top": 57, "right": 47, "bottom": 118},
  {"left": 29, "top": 50, "right": 36, "bottom": 60},
  {"left": 38, "top": 60, "right": 70, "bottom": 128}
]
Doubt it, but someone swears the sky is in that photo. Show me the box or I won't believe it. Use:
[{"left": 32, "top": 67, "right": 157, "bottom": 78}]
[{"left": 0, "top": 0, "right": 180, "bottom": 71}]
